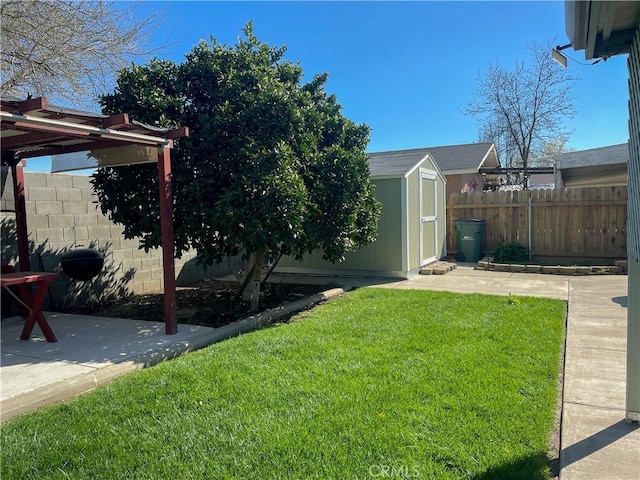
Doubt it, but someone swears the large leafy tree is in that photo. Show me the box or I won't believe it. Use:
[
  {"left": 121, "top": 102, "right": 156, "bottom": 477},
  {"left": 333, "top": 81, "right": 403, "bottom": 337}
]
[
  {"left": 92, "top": 24, "right": 381, "bottom": 310},
  {"left": 465, "top": 43, "right": 578, "bottom": 187}
]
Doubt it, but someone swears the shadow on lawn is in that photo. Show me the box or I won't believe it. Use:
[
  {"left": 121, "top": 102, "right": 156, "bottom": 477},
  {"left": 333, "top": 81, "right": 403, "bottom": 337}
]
[{"left": 472, "top": 451, "right": 556, "bottom": 480}]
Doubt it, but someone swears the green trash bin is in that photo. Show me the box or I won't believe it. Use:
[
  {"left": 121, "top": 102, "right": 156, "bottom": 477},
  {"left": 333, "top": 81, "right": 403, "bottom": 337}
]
[{"left": 454, "top": 219, "right": 485, "bottom": 262}]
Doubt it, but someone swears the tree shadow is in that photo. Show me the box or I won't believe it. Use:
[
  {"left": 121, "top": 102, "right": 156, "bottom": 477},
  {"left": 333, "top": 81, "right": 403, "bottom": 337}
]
[
  {"left": 560, "top": 419, "right": 639, "bottom": 469},
  {"left": 1, "top": 216, "right": 135, "bottom": 315},
  {"left": 471, "top": 451, "right": 556, "bottom": 480},
  {"left": 612, "top": 296, "right": 628, "bottom": 308}
]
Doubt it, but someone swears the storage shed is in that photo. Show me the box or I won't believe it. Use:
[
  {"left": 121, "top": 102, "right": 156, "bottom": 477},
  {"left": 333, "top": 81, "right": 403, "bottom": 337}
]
[{"left": 277, "top": 150, "right": 446, "bottom": 279}]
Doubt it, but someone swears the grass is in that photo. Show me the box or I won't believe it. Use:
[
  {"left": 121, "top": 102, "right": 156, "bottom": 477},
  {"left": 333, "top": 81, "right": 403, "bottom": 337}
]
[{"left": 1, "top": 288, "right": 566, "bottom": 479}]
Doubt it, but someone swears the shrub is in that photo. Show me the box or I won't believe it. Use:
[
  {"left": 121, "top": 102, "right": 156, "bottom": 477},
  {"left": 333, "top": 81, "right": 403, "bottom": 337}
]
[{"left": 494, "top": 242, "right": 529, "bottom": 263}]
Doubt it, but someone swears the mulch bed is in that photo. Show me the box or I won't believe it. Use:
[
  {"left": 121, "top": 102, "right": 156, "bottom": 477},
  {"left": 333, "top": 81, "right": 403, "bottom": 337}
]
[{"left": 63, "top": 280, "right": 332, "bottom": 329}]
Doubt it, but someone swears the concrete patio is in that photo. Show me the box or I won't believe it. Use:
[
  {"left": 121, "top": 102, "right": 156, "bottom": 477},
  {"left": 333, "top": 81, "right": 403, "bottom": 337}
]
[{"left": 1, "top": 265, "right": 638, "bottom": 479}]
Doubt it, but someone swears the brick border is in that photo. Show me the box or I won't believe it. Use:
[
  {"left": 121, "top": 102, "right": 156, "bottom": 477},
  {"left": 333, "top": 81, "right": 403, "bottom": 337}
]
[{"left": 475, "top": 258, "right": 628, "bottom": 275}]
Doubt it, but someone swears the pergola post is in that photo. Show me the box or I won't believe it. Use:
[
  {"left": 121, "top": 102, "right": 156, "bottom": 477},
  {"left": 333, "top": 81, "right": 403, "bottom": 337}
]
[
  {"left": 12, "top": 161, "right": 31, "bottom": 271},
  {"left": 158, "top": 144, "right": 177, "bottom": 334}
]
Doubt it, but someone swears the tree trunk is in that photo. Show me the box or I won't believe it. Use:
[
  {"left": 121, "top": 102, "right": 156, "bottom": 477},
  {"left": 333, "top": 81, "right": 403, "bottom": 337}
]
[
  {"left": 250, "top": 248, "right": 263, "bottom": 312},
  {"left": 239, "top": 257, "right": 258, "bottom": 300},
  {"left": 239, "top": 249, "right": 265, "bottom": 312}
]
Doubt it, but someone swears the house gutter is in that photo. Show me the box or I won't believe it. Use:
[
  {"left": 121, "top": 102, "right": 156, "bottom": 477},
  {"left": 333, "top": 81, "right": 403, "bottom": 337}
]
[{"left": 565, "top": 0, "right": 591, "bottom": 53}]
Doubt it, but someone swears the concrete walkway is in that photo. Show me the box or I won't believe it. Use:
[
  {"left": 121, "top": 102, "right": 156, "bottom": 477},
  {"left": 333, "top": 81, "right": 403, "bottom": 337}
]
[
  {"left": 1, "top": 266, "right": 638, "bottom": 479},
  {"left": 560, "top": 276, "right": 639, "bottom": 479}
]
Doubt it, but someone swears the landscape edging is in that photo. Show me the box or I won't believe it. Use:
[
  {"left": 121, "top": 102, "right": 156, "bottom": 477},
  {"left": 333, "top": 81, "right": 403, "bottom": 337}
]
[{"left": 475, "top": 258, "right": 628, "bottom": 275}]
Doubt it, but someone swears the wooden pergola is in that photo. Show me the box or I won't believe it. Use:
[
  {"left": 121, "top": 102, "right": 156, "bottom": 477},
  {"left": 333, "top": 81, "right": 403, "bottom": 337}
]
[{"left": 0, "top": 96, "right": 188, "bottom": 334}]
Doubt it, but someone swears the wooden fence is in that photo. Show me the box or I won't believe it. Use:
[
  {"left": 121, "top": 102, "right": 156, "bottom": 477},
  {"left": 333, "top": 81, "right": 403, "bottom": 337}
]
[{"left": 446, "top": 186, "right": 628, "bottom": 261}]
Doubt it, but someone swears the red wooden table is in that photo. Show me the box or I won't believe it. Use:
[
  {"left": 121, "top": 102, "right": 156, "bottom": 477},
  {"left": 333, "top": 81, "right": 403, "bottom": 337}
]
[{"left": 1, "top": 271, "right": 60, "bottom": 342}]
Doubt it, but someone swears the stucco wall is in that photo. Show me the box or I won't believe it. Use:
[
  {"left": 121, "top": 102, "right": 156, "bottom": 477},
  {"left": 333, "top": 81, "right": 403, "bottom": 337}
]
[{"left": 1, "top": 170, "right": 235, "bottom": 311}]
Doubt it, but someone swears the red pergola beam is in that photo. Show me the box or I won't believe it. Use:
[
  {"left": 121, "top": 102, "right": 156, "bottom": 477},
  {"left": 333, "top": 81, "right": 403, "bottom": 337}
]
[
  {"left": 166, "top": 126, "right": 189, "bottom": 140},
  {"left": 1, "top": 130, "right": 72, "bottom": 149},
  {"left": 12, "top": 161, "right": 31, "bottom": 271},
  {"left": 158, "top": 145, "right": 177, "bottom": 334},
  {"left": 102, "top": 113, "right": 130, "bottom": 129},
  {"left": 18, "top": 97, "right": 47, "bottom": 114}
]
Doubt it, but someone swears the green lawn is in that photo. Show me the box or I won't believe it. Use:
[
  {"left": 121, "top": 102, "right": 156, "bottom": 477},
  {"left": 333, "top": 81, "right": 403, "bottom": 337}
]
[{"left": 1, "top": 288, "right": 566, "bottom": 479}]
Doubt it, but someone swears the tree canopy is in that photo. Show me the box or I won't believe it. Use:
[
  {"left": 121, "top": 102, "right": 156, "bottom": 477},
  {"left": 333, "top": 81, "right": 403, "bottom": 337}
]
[
  {"left": 91, "top": 24, "right": 381, "bottom": 308},
  {"left": 466, "top": 43, "right": 578, "bottom": 186},
  {"left": 0, "top": 0, "right": 161, "bottom": 107}
]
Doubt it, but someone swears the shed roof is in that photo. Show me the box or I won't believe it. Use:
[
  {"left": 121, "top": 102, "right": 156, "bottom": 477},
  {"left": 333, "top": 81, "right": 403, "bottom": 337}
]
[
  {"left": 367, "top": 149, "right": 432, "bottom": 177},
  {"left": 556, "top": 143, "right": 629, "bottom": 169},
  {"left": 367, "top": 142, "right": 497, "bottom": 177}
]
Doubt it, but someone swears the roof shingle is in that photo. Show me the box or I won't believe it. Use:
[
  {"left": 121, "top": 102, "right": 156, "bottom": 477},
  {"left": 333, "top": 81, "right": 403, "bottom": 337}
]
[{"left": 367, "top": 142, "right": 495, "bottom": 177}]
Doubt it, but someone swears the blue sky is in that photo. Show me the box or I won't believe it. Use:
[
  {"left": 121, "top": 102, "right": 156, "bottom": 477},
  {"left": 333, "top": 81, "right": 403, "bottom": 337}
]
[{"left": 28, "top": 1, "right": 630, "bottom": 171}]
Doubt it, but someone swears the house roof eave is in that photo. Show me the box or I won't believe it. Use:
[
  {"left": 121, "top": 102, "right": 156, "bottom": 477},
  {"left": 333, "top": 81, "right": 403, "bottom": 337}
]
[{"left": 566, "top": 0, "right": 640, "bottom": 60}]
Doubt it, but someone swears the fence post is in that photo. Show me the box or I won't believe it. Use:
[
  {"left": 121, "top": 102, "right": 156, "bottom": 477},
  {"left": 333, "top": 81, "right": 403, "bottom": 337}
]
[{"left": 528, "top": 191, "right": 532, "bottom": 260}]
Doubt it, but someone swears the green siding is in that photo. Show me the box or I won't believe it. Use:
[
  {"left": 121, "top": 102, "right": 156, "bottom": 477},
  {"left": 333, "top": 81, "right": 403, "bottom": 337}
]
[
  {"left": 278, "top": 178, "right": 403, "bottom": 273},
  {"left": 626, "top": 25, "right": 640, "bottom": 420},
  {"left": 407, "top": 170, "right": 420, "bottom": 269},
  {"left": 437, "top": 171, "right": 447, "bottom": 258}
]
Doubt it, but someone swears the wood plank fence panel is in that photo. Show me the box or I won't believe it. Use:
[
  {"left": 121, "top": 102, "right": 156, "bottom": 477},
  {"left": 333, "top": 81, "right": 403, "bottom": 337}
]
[{"left": 446, "top": 186, "right": 627, "bottom": 260}]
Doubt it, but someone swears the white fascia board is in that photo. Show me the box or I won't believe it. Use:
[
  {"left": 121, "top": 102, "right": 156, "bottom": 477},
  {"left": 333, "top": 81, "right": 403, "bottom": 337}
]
[
  {"left": 425, "top": 152, "right": 447, "bottom": 183},
  {"left": 405, "top": 155, "right": 430, "bottom": 178},
  {"left": 401, "top": 176, "right": 409, "bottom": 275},
  {"left": 370, "top": 174, "right": 404, "bottom": 180},
  {"left": 442, "top": 168, "right": 478, "bottom": 175},
  {"left": 477, "top": 144, "right": 498, "bottom": 169}
]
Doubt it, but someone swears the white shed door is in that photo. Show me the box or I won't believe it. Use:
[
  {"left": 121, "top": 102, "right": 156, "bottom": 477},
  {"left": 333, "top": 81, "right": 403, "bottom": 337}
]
[{"left": 420, "top": 170, "right": 438, "bottom": 266}]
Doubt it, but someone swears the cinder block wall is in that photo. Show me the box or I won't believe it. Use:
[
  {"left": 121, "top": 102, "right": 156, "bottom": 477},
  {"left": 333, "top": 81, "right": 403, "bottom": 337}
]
[{"left": 1, "top": 169, "right": 236, "bottom": 310}]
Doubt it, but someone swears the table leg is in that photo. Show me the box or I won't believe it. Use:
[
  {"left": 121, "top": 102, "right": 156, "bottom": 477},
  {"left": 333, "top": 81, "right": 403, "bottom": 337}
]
[{"left": 19, "top": 280, "right": 57, "bottom": 342}]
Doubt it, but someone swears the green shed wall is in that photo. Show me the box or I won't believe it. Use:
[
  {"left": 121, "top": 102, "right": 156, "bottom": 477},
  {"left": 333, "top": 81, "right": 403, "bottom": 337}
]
[
  {"left": 277, "top": 178, "right": 405, "bottom": 275},
  {"left": 277, "top": 154, "right": 446, "bottom": 278},
  {"left": 406, "top": 167, "right": 421, "bottom": 270}
]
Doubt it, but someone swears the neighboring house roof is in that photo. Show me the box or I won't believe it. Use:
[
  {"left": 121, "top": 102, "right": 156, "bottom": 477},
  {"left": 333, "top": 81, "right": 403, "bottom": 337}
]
[
  {"left": 556, "top": 143, "right": 629, "bottom": 169},
  {"left": 367, "top": 142, "right": 498, "bottom": 177},
  {"left": 423, "top": 142, "right": 498, "bottom": 174},
  {"left": 556, "top": 143, "right": 629, "bottom": 187}
]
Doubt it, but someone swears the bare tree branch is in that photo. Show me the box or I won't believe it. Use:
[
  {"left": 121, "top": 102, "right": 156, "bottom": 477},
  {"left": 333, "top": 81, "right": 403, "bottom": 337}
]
[
  {"left": 1, "top": 0, "right": 164, "bottom": 108},
  {"left": 465, "top": 43, "right": 578, "bottom": 187}
]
